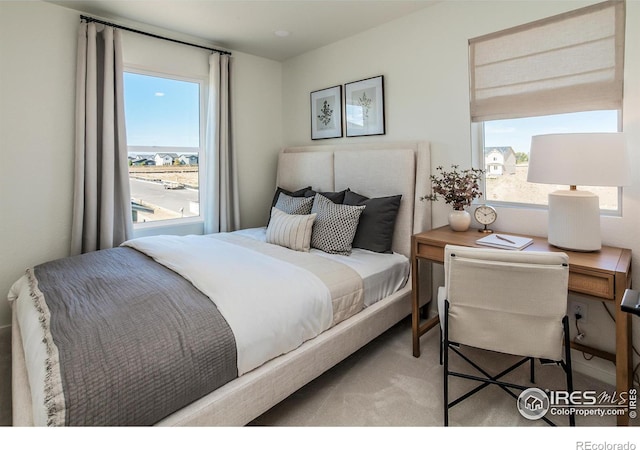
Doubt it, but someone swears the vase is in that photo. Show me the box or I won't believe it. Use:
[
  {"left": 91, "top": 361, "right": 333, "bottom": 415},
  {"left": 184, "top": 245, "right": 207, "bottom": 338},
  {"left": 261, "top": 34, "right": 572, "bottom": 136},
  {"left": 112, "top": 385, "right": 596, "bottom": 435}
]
[{"left": 448, "top": 209, "right": 471, "bottom": 232}]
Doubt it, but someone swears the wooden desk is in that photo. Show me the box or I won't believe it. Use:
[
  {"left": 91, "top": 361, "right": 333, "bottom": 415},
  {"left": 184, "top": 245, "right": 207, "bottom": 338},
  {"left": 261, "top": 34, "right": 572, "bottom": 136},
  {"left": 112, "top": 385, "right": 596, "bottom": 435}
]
[{"left": 411, "top": 226, "right": 633, "bottom": 426}]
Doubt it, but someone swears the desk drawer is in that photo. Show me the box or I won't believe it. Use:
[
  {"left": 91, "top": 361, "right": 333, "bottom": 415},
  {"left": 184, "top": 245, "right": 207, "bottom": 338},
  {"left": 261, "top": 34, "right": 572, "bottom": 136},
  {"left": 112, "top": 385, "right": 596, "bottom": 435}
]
[
  {"left": 568, "top": 269, "right": 614, "bottom": 300},
  {"left": 414, "top": 243, "right": 445, "bottom": 263}
]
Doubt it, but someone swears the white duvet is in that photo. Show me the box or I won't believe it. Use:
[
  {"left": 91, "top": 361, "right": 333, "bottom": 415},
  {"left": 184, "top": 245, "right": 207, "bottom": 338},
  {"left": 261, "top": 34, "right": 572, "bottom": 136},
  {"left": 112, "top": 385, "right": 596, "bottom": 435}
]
[
  {"left": 235, "top": 227, "right": 410, "bottom": 307},
  {"left": 124, "top": 233, "right": 334, "bottom": 375},
  {"left": 10, "top": 229, "right": 407, "bottom": 425}
]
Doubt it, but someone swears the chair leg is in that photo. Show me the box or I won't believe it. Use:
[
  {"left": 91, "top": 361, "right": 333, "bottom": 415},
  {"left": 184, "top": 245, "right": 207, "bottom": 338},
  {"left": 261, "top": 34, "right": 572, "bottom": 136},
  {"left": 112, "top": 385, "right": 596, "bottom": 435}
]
[
  {"left": 443, "top": 300, "right": 450, "bottom": 426},
  {"left": 439, "top": 326, "right": 443, "bottom": 366},
  {"left": 530, "top": 357, "right": 535, "bottom": 383},
  {"left": 563, "top": 316, "right": 576, "bottom": 426},
  {"left": 442, "top": 313, "right": 575, "bottom": 427}
]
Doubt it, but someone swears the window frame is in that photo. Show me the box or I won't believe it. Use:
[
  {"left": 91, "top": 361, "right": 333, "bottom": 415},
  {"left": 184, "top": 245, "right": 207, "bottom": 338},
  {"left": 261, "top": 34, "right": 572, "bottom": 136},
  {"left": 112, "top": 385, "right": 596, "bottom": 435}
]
[
  {"left": 471, "top": 110, "right": 624, "bottom": 216},
  {"left": 123, "top": 65, "right": 207, "bottom": 235},
  {"left": 468, "top": 0, "right": 625, "bottom": 217}
]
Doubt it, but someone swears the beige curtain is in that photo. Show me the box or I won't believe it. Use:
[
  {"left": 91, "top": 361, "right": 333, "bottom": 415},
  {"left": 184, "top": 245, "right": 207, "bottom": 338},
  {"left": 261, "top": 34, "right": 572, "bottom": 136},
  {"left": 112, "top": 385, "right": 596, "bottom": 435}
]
[
  {"left": 71, "top": 22, "right": 132, "bottom": 255},
  {"left": 469, "top": 0, "right": 625, "bottom": 122},
  {"left": 203, "top": 53, "right": 239, "bottom": 234}
]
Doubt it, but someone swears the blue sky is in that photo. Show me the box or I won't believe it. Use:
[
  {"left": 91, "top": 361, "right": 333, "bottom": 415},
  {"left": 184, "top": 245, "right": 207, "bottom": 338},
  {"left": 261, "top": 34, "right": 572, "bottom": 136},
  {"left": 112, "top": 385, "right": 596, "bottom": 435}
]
[
  {"left": 484, "top": 110, "right": 619, "bottom": 154},
  {"left": 123, "top": 72, "right": 200, "bottom": 148}
]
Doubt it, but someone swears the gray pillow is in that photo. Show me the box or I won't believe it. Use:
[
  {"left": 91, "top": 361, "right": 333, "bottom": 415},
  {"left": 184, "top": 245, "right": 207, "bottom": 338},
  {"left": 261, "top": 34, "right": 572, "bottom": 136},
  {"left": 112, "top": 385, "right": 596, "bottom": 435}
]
[
  {"left": 275, "top": 192, "right": 314, "bottom": 215},
  {"left": 310, "top": 193, "right": 365, "bottom": 255},
  {"left": 343, "top": 191, "right": 402, "bottom": 253},
  {"left": 267, "top": 186, "right": 312, "bottom": 225}
]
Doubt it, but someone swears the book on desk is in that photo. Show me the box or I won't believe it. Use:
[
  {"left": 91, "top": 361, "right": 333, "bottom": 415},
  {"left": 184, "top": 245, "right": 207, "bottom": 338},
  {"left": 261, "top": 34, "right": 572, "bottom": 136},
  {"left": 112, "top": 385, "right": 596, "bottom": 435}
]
[{"left": 476, "top": 233, "right": 534, "bottom": 250}]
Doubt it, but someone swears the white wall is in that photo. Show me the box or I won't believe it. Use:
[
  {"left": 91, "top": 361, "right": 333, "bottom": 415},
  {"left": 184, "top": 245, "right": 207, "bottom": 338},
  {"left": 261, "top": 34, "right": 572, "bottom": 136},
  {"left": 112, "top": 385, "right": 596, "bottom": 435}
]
[
  {"left": 282, "top": 0, "right": 640, "bottom": 385},
  {"left": 0, "top": 1, "right": 77, "bottom": 328},
  {"left": 0, "top": 0, "right": 282, "bottom": 326},
  {"left": 233, "top": 53, "right": 283, "bottom": 229}
]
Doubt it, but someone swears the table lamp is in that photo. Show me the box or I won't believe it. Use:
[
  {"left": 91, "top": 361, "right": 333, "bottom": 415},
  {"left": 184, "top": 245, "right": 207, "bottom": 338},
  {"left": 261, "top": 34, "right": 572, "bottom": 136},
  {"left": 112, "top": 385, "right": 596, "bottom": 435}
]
[{"left": 527, "top": 132, "right": 630, "bottom": 252}]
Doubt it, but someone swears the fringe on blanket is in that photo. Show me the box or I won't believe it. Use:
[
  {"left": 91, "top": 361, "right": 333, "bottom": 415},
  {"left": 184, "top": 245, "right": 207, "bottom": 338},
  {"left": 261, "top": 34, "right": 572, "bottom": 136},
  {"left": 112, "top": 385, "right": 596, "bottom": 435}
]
[{"left": 26, "top": 268, "right": 66, "bottom": 426}]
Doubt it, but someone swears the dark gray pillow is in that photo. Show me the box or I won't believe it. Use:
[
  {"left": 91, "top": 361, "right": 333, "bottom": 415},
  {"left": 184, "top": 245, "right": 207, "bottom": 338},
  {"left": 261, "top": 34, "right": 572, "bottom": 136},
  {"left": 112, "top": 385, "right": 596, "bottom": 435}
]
[
  {"left": 271, "top": 186, "right": 311, "bottom": 209},
  {"left": 304, "top": 189, "right": 349, "bottom": 204},
  {"left": 343, "top": 191, "right": 402, "bottom": 253}
]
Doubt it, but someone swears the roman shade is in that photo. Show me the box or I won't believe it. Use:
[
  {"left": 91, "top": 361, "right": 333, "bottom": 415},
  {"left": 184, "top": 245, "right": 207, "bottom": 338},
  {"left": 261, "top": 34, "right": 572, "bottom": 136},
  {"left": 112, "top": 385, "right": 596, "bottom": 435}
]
[{"left": 469, "top": 0, "right": 625, "bottom": 122}]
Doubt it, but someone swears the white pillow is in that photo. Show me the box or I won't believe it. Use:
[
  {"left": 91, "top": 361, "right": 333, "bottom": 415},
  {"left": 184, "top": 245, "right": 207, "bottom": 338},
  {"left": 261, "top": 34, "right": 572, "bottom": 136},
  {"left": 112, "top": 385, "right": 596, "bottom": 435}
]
[{"left": 266, "top": 207, "right": 317, "bottom": 252}]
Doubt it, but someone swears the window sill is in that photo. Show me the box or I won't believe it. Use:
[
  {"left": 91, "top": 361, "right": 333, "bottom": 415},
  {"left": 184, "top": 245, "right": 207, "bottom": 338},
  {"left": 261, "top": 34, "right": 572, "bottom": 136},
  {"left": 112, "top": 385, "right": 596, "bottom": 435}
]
[
  {"left": 132, "top": 217, "right": 204, "bottom": 238},
  {"left": 475, "top": 200, "right": 622, "bottom": 218}
]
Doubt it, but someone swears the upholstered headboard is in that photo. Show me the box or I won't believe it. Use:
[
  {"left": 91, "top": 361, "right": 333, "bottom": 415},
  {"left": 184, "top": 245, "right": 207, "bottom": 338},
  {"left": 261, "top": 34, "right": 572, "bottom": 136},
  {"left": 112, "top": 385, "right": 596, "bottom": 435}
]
[{"left": 276, "top": 141, "right": 431, "bottom": 258}]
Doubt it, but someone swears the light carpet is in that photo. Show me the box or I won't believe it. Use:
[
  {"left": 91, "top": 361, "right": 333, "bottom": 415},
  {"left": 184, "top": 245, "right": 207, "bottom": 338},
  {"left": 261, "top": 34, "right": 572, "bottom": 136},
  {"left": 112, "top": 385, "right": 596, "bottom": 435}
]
[{"left": 251, "top": 317, "right": 638, "bottom": 427}]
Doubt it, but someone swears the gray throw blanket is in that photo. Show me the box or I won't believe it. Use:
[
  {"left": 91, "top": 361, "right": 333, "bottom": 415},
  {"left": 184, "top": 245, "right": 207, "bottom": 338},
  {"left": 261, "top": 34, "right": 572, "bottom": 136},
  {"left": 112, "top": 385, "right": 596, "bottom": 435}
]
[{"left": 31, "top": 247, "right": 237, "bottom": 426}]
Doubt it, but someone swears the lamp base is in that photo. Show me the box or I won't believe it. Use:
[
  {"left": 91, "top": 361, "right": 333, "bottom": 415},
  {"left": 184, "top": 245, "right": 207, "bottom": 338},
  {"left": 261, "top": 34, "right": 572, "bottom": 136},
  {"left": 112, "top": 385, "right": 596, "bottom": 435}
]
[{"left": 548, "top": 190, "right": 601, "bottom": 252}]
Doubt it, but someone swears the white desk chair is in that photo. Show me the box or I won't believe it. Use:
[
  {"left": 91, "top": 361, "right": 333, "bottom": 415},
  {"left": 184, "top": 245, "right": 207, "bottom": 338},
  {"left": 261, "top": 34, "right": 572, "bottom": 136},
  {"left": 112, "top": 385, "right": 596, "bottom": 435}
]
[{"left": 438, "top": 244, "right": 574, "bottom": 426}]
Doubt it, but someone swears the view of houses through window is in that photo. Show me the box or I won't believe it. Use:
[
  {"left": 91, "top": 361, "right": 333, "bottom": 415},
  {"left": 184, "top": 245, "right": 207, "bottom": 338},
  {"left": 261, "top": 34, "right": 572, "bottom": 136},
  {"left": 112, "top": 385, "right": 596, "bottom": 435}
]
[
  {"left": 123, "top": 70, "right": 203, "bottom": 224},
  {"left": 128, "top": 151, "right": 200, "bottom": 223},
  {"left": 482, "top": 110, "right": 620, "bottom": 211}
]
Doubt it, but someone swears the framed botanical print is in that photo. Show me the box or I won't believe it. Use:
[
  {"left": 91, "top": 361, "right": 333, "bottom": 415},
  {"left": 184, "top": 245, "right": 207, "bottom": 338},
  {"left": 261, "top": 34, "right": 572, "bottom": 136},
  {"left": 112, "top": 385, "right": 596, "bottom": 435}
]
[
  {"left": 345, "top": 75, "right": 385, "bottom": 137},
  {"left": 310, "top": 85, "right": 343, "bottom": 140}
]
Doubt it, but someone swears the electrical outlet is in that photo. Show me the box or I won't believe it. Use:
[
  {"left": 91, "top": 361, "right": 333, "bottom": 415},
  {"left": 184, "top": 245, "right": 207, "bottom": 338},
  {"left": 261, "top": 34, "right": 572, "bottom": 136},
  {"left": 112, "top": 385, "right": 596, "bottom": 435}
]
[{"left": 570, "top": 300, "right": 588, "bottom": 323}]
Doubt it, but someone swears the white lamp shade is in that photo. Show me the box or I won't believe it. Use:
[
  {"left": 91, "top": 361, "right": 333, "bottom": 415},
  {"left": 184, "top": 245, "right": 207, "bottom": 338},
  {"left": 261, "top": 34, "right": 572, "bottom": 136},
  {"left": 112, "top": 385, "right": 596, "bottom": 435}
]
[{"left": 527, "top": 133, "right": 630, "bottom": 187}]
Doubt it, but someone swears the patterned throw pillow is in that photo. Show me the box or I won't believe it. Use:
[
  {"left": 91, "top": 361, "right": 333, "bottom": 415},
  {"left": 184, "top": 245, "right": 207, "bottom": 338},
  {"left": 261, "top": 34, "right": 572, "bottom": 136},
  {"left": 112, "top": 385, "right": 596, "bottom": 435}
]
[
  {"left": 310, "top": 193, "right": 365, "bottom": 255},
  {"left": 266, "top": 207, "right": 316, "bottom": 252},
  {"left": 274, "top": 192, "right": 314, "bottom": 215}
]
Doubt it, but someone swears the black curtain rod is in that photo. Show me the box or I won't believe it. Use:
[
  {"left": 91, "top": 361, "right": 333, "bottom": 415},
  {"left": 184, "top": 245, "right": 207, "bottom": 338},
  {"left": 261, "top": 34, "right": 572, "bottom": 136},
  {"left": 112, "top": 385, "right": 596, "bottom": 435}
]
[{"left": 80, "top": 15, "right": 232, "bottom": 56}]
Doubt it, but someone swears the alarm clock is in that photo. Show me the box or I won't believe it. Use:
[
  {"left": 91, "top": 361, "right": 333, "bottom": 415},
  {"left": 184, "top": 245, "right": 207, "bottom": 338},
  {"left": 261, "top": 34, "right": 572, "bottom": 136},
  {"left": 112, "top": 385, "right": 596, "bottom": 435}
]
[{"left": 474, "top": 204, "right": 497, "bottom": 233}]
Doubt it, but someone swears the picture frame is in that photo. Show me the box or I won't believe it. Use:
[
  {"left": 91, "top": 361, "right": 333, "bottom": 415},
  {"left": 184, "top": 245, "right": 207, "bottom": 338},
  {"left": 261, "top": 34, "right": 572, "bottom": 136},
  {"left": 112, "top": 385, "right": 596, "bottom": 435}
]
[
  {"left": 345, "top": 75, "right": 385, "bottom": 137},
  {"left": 310, "top": 85, "right": 343, "bottom": 140}
]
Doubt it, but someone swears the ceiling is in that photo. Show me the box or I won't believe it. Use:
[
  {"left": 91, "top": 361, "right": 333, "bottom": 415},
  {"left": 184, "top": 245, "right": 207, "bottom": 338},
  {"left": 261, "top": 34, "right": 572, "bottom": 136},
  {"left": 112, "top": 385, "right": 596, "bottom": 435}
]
[{"left": 48, "top": 1, "right": 437, "bottom": 61}]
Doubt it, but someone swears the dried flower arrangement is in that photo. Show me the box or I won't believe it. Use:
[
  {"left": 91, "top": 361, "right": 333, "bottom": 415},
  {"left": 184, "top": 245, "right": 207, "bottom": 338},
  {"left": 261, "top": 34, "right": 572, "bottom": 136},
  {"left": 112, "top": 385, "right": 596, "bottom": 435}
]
[{"left": 421, "top": 165, "right": 485, "bottom": 211}]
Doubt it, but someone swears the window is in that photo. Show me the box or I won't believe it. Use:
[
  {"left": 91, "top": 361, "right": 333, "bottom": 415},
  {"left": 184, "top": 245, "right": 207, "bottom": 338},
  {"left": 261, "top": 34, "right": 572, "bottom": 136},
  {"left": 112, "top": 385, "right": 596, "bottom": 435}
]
[
  {"left": 123, "top": 70, "right": 204, "bottom": 224},
  {"left": 481, "top": 110, "right": 620, "bottom": 211},
  {"left": 469, "top": 0, "right": 625, "bottom": 212}
]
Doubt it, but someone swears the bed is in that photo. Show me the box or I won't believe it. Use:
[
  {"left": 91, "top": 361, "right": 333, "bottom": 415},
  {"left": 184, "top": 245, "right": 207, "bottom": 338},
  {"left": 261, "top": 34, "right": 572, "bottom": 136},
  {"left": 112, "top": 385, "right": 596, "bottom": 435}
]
[{"left": 9, "top": 140, "right": 431, "bottom": 426}]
